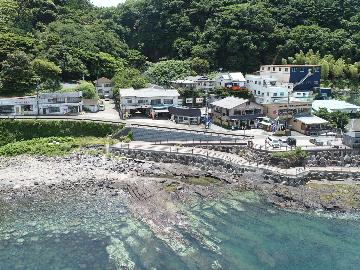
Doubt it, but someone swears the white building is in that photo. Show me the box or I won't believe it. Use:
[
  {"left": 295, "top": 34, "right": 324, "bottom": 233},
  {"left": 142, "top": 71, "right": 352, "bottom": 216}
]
[
  {"left": 0, "top": 92, "right": 83, "bottom": 116},
  {"left": 215, "top": 72, "right": 246, "bottom": 89},
  {"left": 171, "top": 76, "right": 215, "bottom": 91},
  {"left": 312, "top": 100, "right": 360, "bottom": 114},
  {"left": 119, "top": 87, "right": 180, "bottom": 118},
  {"left": 94, "top": 77, "right": 113, "bottom": 98},
  {"left": 83, "top": 99, "right": 99, "bottom": 113}
]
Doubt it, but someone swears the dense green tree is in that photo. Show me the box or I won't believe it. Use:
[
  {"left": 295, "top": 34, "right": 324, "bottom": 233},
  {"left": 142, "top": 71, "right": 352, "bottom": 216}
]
[
  {"left": 112, "top": 68, "right": 147, "bottom": 91},
  {"left": 32, "top": 58, "right": 62, "bottom": 91},
  {"left": 1, "top": 0, "right": 360, "bottom": 96},
  {"left": 144, "top": 60, "right": 195, "bottom": 87},
  {"left": 0, "top": 51, "right": 35, "bottom": 95},
  {"left": 315, "top": 107, "right": 350, "bottom": 130},
  {"left": 75, "top": 81, "right": 97, "bottom": 99}
]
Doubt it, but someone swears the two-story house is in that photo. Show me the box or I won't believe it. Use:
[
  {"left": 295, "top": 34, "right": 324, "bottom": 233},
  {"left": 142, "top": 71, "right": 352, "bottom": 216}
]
[
  {"left": 119, "top": 87, "right": 180, "bottom": 118},
  {"left": 171, "top": 76, "right": 215, "bottom": 91},
  {"left": 211, "top": 96, "right": 263, "bottom": 129},
  {"left": 94, "top": 77, "right": 113, "bottom": 98},
  {"left": 215, "top": 72, "right": 247, "bottom": 90},
  {"left": 0, "top": 92, "right": 83, "bottom": 116}
]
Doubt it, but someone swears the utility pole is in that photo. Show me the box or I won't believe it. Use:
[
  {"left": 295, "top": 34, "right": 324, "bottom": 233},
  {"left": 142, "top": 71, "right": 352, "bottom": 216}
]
[{"left": 36, "top": 79, "right": 40, "bottom": 116}]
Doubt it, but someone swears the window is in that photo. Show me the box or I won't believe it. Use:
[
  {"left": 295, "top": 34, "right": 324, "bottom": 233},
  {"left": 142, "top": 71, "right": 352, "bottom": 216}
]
[
  {"left": 267, "top": 92, "right": 269, "bottom": 96},
  {"left": 67, "top": 97, "right": 81, "bottom": 103},
  {"left": 164, "top": 99, "right": 173, "bottom": 105},
  {"left": 280, "top": 92, "right": 284, "bottom": 96},
  {"left": 273, "top": 67, "right": 276, "bottom": 71},
  {"left": 247, "top": 80, "right": 249, "bottom": 83},
  {"left": 267, "top": 67, "right": 270, "bottom": 71},
  {"left": 262, "top": 93, "right": 264, "bottom": 96},
  {"left": 126, "top": 99, "right": 133, "bottom": 104},
  {"left": 273, "top": 93, "right": 278, "bottom": 97},
  {"left": 49, "top": 107, "right": 60, "bottom": 113},
  {"left": 48, "top": 98, "right": 66, "bottom": 103},
  {"left": 234, "top": 110, "right": 242, "bottom": 115},
  {"left": 279, "top": 68, "right": 282, "bottom": 72},
  {"left": 261, "top": 67, "right": 265, "bottom": 70},
  {"left": 291, "top": 67, "right": 297, "bottom": 72},
  {"left": 255, "top": 81, "right": 257, "bottom": 84},
  {"left": 258, "top": 91, "right": 261, "bottom": 95},
  {"left": 138, "top": 100, "right": 148, "bottom": 104},
  {"left": 151, "top": 99, "right": 162, "bottom": 105},
  {"left": 285, "top": 68, "right": 289, "bottom": 72},
  {"left": 104, "top": 83, "right": 112, "bottom": 87}
]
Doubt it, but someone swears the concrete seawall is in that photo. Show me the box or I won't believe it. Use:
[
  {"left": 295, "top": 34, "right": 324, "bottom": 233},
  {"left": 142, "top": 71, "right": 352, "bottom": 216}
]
[{"left": 110, "top": 147, "right": 360, "bottom": 186}]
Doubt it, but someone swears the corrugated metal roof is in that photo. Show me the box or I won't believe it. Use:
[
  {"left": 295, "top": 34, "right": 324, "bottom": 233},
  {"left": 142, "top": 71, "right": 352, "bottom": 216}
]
[
  {"left": 295, "top": 115, "right": 328, "bottom": 125},
  {"left": 312, "top": 100, "right": 360, "bottom": 112},
  {"left": 211, "top": 97, "right": 249, "bottom": 109}
]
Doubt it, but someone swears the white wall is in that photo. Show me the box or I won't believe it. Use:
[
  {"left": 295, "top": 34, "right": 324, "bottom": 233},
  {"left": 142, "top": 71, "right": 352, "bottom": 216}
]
[{"left": 260, "top": 65, "right": 291, "bottom": 83}]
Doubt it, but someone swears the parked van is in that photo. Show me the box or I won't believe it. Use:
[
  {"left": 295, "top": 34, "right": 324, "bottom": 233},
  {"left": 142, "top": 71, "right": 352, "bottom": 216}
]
[{"left": 266, "top": 136, "right": 281, "bottom": 148}]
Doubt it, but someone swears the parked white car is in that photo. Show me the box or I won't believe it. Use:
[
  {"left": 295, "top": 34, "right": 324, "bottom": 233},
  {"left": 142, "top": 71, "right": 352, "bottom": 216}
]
[{"left": 266, "top": 136, "right": 281, "bottom": 148}]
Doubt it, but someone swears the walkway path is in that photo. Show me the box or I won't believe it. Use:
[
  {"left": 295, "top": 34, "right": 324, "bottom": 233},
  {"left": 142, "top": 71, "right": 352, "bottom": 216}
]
[
  {"left": 113, "top": 142, "right": 302, "bottom": 176},
  {"left": 112, "top": 142, "right": 360, "bottom": 177}
]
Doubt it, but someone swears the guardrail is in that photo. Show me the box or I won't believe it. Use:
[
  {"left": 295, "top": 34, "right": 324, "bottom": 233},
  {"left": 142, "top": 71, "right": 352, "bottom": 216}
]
[
  {"left": 251, "top": 143, "right": 351, "bottom": 152},
  {"left": 127, "top": 123, "right": 254, "bottom": 139},
  {"left": 0, "top": 115, "right": 122, "bottom": 125},
  {"left": 152, "top": 139, "right": 250, "bottom": 146},
  {"left": 110, "top": 144, "right": 311, "bottom": 178},
  {"left": 0, "top": 115, "right": 254, "bottom": 140}
]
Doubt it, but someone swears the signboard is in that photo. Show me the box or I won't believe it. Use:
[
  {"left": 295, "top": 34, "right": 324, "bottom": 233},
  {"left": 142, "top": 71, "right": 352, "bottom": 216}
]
[
  {"left": 196, "top": 98, "right": 204, "bottom": 104},
  {"left": 186, "top": 98, "right": 193, "bottom": 104}
]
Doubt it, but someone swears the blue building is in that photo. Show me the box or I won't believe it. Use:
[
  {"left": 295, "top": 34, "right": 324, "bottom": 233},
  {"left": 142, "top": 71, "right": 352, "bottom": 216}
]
[{"left": 289, "top": 65, "right": 321, "bottom": 91}]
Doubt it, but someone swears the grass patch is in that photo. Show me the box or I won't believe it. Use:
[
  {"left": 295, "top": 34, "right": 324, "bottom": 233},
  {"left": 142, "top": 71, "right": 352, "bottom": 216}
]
[
  {"left": 306, "top": 182, "right": 360, "bottom": 208},
  {"left": 164, "top": 182, "right": 180, "bottom": 192},
  {"left": 271, "top": 147, "right": 308, "bottom": 167},
  {"left": 0, "top": 136, "right": 118, "bottom": 157},
  {"left": 272, "top": 147, "right": 308, "bottom": 160}
]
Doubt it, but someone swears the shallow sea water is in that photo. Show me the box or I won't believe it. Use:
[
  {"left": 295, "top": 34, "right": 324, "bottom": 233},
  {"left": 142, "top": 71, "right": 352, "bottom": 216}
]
[{"left": 0, "top": 190, "right": 359, "bottom": 270}]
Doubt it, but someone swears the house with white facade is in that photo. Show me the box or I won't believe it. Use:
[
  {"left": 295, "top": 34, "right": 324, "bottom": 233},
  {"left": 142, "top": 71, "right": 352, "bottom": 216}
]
[
  {"left": 246, "top": 64, "right": 320, "bottom": 105},
  {"left": 215, "top": 72, "right": 246, "bottom": 90},
  {"left": 343, "top": 119, "right": 360, "bottom": 148},
  {"left": 119, "top": 87, "right": 180, "bottom": 118},
  {"left": 0, "top": 92, "right": 83, "bottom": 116},
  {"left": 171, "top": 76, "right": 215, "bottom": 91},
  {"left": 95, "top": 77, "right": 113, "bottom": 98},
  {"left": 83, "top": 99, "right": 99, "bottom": 113},
  {"left": 245, "top": 74, "right": 293, "bottom": 104}
]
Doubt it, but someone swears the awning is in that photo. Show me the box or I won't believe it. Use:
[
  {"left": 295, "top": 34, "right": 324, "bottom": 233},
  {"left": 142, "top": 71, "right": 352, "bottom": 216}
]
[{"left": 153, "top": 109, "right": 169, "bottom": 113}]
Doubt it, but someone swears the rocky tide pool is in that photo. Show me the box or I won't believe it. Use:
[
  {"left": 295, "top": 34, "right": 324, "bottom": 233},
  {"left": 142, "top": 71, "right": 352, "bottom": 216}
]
[{"left": 0, "top": 190, "right": 359, "bottom": 270}]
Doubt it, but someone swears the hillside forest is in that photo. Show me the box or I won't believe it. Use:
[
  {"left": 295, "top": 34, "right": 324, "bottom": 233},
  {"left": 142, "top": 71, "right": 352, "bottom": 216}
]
[{"left": 0, "top": 0, "right": 359, "bottom": 97}]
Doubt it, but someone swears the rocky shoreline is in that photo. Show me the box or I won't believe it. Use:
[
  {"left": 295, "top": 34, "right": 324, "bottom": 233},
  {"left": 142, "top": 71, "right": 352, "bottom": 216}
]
[{"left": 0, "top": 151, "right": 359, "bottom": 224}]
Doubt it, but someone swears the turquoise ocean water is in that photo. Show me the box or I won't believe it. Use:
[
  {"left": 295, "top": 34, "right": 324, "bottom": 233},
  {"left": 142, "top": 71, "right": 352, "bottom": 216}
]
[{"left": 0, "top": 191, "right": 359, "bottom": 270}]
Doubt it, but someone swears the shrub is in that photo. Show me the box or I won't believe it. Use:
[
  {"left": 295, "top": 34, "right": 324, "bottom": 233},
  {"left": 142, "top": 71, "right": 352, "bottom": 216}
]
[
  {"left": 0, "top": 120, "right": 122, "bottom": 146},
  {"left": 271, "top": 147, "right": 308, "bottom": 167}
]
